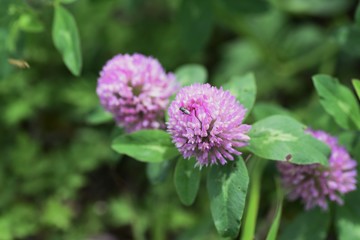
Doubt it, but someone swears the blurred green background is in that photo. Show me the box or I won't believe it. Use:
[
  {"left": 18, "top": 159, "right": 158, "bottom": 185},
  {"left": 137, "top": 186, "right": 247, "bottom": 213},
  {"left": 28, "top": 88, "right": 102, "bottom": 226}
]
[{"left": 1, "top": 0, "right": 360, "bottom": 239}]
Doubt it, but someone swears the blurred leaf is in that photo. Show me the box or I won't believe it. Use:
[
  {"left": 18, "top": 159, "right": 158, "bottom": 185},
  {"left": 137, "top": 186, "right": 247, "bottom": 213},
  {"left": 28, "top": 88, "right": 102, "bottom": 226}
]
[
  {"left": 168, "top": 207, "right": 197, "bottom": 229},
  {"left": 223, "top": 73, "right": 257, "bottom": 119},
  {"left": 336, "top": 190, "right": 360, "bottom": 240},
  {"left": 175, "top": 64, "right": 207, "bottom": 86},
  {"left": 279, "top": 25, "right": 324, "bottom": 60},
  {"left": 351, "top": 139, "right": 360, "bottom": 162},
  {"left": 176, "top": 219, "right": 219, "bottom": 240},
  {"left": 222, "top": 0, "right": 269, "bottom": 13},
  {"left": 52, "top": 5, "right": 82, "bottom": 76},
  {"left": 338, "top": 25, "right": 360, "bottom": 57},
  {"left": 86, "top": 106, "right": 113, "bottom": 125},
  {"left": 178, "top": 0, "right": 213, "bottom": 53},
  {"left": 337, "top": 131, "right": 360, "bottom": 161},
  {"left": 3, "top": 99, "right": 33, "bottom": 125},
  {"left": 279, "top": 208, "right": 330, "bottom": 240},
  {"left": 0, "top": 0, "right": 10, "bottom": 21},
  {"left": 353, "top": 79, "right": 360, "bottom": 100},
  {"left": 146, "top": 160, "right": 172, "bottom": 184},
  {"left": 41, "top": 199, "right": 73, "bottom": 230},
  {"left": 313, "top": 74, "right": 360, "bottom": 129},
  {"left": 214, "top": 40, "right": 261, "bottom": 85},
  {"left": 61, "top": 0, "right": 78, "bottom": 3},
  {"left": 252, "top": 103, "right": 291, "bottom": 121},
  {"left": 109, "top": 198, "right": 135, "bottom": 225},
  {"left": 272, "top": 0, "right": 352, "bottom": 16},
  {"left": 0, "top": 29, "right": 11, "bottom": 78},
  {"left": 174, "top": 157, "right": 200, "bottom": 206},
  {"left": 266, "top": 180, "right": 283, "bottom": 240},
  {"left": 112, "top": 129, "right": 179, "bottom": 162},
  {"left": 247, "top": 115, "right": 330, "bottom": 165},
  {"left": 207, "top": 157, "right": 249, "bottom": 238},
  {"left": 17, "top": 13, "right": 44, "bottom": 33},
  {"left": 1, "top": 205, "right": 38, "bottom": 238},
  {"left": 356, "top": 1, "right": 360, "bottom": 25},
  {"left": 0, "top": 217, "right": 12, "bottom": 240}
]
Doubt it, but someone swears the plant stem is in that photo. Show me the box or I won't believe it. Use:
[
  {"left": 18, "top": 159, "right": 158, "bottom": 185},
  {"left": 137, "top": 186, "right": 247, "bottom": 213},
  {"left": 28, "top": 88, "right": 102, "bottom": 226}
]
[{"left": 240, "top": 157, "right": 266, "bottom": 240}]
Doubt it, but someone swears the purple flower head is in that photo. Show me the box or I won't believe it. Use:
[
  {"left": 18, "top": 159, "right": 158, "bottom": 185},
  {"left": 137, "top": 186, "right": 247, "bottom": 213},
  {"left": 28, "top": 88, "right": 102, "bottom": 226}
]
[
  {"left": 167, "top": 83, "right": 251, "bottom": 167},
  {"left": 96, "top": 53, "right": 178, "bottom": 132},
  {"left": 277, "top": 129, "right": 357, "bottom": 210}
]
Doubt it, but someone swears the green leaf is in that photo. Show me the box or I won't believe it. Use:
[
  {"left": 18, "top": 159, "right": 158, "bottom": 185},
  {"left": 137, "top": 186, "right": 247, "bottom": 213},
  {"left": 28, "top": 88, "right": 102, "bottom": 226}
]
[
  {"left": 52, "top": 5, "right": 82, "bottom": 76},
  {"left": 17, "top": 13, "right": 44, "bottom": 33},
  {"left": 338, "top": 25, "right": 360, "bottom": 57},
  {"left": 112, "top": 129, "right": 179, "bottom": 163},
  {"left": 247, "top": 115, "right": 330, "bottom": 165},
  {"left": 207, "top": 157, "right": 249, "bottom": 238},
  {"left": 313, "top": 74, "right": 360, "bottom": 129},
  {"left": 356, "top": 1, "right": 360, "bottom": 25},
  {"left": 353, "top": 79, "right": 360, "bottom": 100},
  {"left": 41, "top": 199, "right": 73, "bottom": 230},
  {"left": 223, "top": 73, "right": 257, "bottom": 119},
  {"left": 336, "top": 190, "right": 360, "bottom": 240},
  {"left": 60, "top": 0, "right": 78, "bottom": 3},
  {"left": 279, "top": 209, "right": 330, "bottom": 240},
  {"left": 272, "top": 0, "right": 352, "bottom": 16},
  {"left": 178, "top": 0, "right": 213, "bottom": 53},
  {"left": 266, "top": 180, "right": 283, "bottom": 240},
  {"left": 175, "top": 64, "right": 207, "bottom": 86},
  {"left": 109, "top": 197, "right": 135, "bottom": 225},
  {"left": 174, "top": 157, "right": 201, "bottom": 206}
]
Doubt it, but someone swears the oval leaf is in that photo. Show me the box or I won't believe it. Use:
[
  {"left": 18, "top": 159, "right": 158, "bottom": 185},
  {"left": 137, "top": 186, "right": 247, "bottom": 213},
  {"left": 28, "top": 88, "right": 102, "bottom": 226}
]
[
  {"left": 111, "top": 129, "right": 179, "bottom": 163},
  {"left": 223, "top": 73, "right": 257, "bottom": 119},
  {"left": 207, "top": 157, "right": 249, "bottom": 238},
  {"left": 175, "top": 64, "right": 207, "bottom": 86},
  {"left": 174, "top": 157, "right": 201, "bottom": 206},
  {"left": 52, "top": 5, "right": 82, "bottom": 76},
  {"left": 247, "top": 115, "right": 330, "bottom": 165},
  {"left": 279, "top": 208, "right": 330, "bottom": 240},
  {"left": 313, "top": 74, "right": 360, "bottom": 129}
]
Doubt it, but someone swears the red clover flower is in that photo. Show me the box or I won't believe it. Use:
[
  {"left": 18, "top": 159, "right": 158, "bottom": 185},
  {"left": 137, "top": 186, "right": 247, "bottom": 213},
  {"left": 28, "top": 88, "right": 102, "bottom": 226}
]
[
  {"left": 96, "top": 53, "right": 178, "bottom": 132},
  {"left": 277, "top": 129, "right": 357, "bottom": 210},
  {"left": 167, "top": 83, "right": 251, "bottom": 167}
]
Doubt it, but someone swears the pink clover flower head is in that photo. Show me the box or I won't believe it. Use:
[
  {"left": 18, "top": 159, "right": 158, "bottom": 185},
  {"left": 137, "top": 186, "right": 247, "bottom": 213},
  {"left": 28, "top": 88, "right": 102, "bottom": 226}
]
[
  {"left": 277, "top": 129, "right": 357, "bottom": 210},
  {"left": 96, "top": 53, "right": 178, "bottom": 132},
  {"left": 167, "top": 83, "right": 251, "bottom": 167}
]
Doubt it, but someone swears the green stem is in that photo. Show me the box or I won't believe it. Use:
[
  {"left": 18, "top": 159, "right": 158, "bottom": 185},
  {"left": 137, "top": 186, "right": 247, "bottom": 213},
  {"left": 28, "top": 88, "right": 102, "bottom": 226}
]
[
  {"left": 240, "top": 157, "right": 266, "bottom": 240},
  {"left": 150, "top": 185, "right": 168, "bottom": 240}
]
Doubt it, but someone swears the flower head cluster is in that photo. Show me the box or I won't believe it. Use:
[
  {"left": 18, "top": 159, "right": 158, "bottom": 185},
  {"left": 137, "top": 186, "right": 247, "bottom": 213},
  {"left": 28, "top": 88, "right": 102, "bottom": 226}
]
[
  {"left": 96, "top": 53, "right": 178, "bottom": 132},
  {"left": 167, "top": 83, "right": 251, "bottom": 167},
  {"left": 277, "top": 129, "right": 357, "bottom": 210}
]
